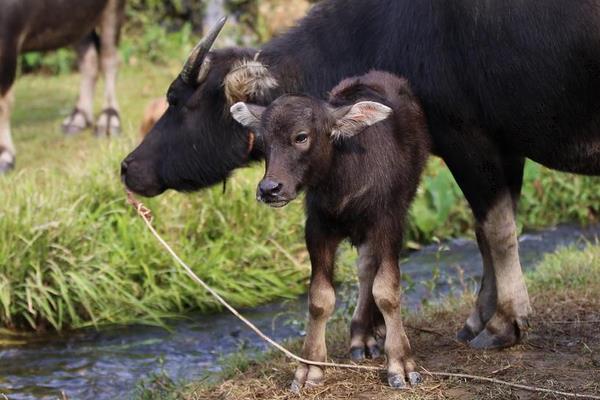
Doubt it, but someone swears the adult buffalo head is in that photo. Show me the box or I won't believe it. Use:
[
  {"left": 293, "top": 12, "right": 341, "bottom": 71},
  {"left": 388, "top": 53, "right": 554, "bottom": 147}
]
[{"left": 121, "top": 17, "right": 279, "bottom": 197}]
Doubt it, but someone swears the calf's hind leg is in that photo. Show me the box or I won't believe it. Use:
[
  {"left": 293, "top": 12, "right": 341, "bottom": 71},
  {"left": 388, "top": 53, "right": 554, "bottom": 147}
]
[
  {"left": 350, "top": 244, "right": 385, "bottom": 361},
  {"left": 372, "top": 247, "right": 420, "bottom": 389},
  {"left": 95, "top": 0, "right": 124, "bottom": 137},
  {"left": 291, "top": 218, "right": 341, "bottom": 392}
]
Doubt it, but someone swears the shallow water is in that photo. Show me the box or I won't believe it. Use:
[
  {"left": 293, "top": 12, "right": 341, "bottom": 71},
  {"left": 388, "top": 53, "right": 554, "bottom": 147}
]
[{"left": 1, "top": 224, "right": 598, "bottom": 400}]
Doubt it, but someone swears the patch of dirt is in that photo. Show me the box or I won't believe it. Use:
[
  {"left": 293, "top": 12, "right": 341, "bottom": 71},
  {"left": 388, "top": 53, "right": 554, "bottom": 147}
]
[{"left": 187, "top": 288, "right": 600, "bottom": 400}]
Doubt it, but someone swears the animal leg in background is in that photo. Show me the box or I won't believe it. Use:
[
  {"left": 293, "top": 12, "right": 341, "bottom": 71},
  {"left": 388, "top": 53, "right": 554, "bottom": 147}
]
[
  {"left": 0, "top": 38, "right": 18, "bottom": 173},
  {"left": 0, "top": 89, "right": 15, "bottom": 173},
  {"left": 95, "top": 0, "right": 124, "bottom": 137},
  {"left": 62, "top": 33, "right": 99, "bottom": 135},
  {"left": 292, "top": 217, "right": 341, "bottom": 392}
]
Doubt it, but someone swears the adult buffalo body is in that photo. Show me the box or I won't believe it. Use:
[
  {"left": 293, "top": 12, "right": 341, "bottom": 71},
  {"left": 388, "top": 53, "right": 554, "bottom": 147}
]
[
  {"left": 123, "top": 0, "right": 600, "bottom": 352},
  {"left": 0, "top": 0, "right": 125, "bottom": 172}
]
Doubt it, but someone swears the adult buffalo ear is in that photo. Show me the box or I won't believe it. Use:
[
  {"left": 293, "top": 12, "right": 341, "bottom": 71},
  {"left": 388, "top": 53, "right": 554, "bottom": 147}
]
[
  {"left": 230, "top": 102, "right": 265, "bottom": 132},
  {"left": 181, "top": 16, "right": 227, "bottom": 85},
  {"left": 223, "top": 59, "right": 279, "bottom": 104},
  {"left": 331, "top": 101, "right": 392, "bottom": 140}
]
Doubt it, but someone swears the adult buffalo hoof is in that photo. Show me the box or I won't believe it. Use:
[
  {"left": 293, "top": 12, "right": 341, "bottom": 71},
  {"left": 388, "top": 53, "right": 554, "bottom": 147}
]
[
  {"left": 469, "top": 315, "right": 529, "bottom": 350},
  {"left": 456, "top": 324, "right": 478, "bottom": 343},
  {"left": 95, "top": 108, "right": 121, "bottom": 137},
  {"left": 62, "top": 108, "right": 91, "bottom": 135}
]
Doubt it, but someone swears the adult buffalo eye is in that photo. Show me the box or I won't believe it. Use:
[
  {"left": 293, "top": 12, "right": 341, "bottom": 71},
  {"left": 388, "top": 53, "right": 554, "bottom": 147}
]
[{"left": 294, "top": 132, "right": 309, "bottom": 145}]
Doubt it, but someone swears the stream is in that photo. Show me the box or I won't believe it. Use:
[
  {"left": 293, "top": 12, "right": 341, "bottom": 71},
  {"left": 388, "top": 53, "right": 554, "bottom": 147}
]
[{"left": 1, "top": 224, "right": 598, "bottom": 400}]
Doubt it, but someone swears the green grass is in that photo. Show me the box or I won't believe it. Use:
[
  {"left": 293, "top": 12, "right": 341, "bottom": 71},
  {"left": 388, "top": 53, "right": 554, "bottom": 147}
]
[
  {"left": 1, "top": 65, "right": 313, "bottom": 331},
  {"left": 1, "top": 62, "right": 599, "bottom": 332}
]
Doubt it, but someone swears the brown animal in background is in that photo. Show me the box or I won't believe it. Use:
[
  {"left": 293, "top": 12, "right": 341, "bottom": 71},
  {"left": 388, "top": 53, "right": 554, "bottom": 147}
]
[
  {"left": 0, "top": 0, "right": 125, "bottom": 173},
  {"left": 140, "top": 98, "right": 168, "bottom": 137},
  {"left": 231, "top": 71, "right": 430, "bottom": 390}
]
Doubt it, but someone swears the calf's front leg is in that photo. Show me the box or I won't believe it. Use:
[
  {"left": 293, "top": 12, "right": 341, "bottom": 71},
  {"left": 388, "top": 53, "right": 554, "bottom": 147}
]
[
  {"left": 291, "top": 218, "right": 341, "bottom": 393},
  {"left": 372, "top": 252, "right": 421, "bottom": 389}
]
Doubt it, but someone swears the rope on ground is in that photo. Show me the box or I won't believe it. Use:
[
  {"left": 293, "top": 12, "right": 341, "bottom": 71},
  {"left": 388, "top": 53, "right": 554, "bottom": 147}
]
[
  {"left": 421, "top": 369, "right": 600, "bottom": 399},
  {"left": 126, "top": 191, "right": 600, "bottom": 400}
]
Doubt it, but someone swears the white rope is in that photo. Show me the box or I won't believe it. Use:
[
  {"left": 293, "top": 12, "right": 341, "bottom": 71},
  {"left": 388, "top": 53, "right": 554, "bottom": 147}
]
[{"left": 126, "top": 191, "right": 600, "bottom": 399}]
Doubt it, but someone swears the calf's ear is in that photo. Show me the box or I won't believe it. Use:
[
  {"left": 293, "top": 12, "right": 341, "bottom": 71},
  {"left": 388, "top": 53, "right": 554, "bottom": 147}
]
[
  {"left": 230, "top": 102, "right": 265, "bottom": 132},
  {"left": 331, "top": 101, "right": 392, "bottom": 140}
]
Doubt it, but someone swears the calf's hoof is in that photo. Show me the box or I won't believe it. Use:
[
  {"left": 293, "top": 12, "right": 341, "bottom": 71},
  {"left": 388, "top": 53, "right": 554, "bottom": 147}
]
[
  {"left": 95, "top": 108, "right": 121, "bottom": 137},
  {"left": 62, "top": 108, "right": 91, "bottom": 135},
  {"left": 387, "top": 371, "right": 422, "bottom": 389},
  {"left": 469, "top": 315, "right": 529, "bottom": 350},
  {"left": 290, "top": 363, "right": 324, "bottom": 393},
  {"left": 350, "top": 343, "right": 382, "bottom": 362},
  {"left": 350, "top": 347, "right": 365, "bottom": 362}
]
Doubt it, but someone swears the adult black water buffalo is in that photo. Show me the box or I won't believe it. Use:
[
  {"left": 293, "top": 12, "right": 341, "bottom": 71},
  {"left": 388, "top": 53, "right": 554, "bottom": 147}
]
[
  {"left": 0, "top": 0, "right": 125, "bottom": 173},
  {"left": 122, "top": 0, "right": 600, "bottom": 371}
]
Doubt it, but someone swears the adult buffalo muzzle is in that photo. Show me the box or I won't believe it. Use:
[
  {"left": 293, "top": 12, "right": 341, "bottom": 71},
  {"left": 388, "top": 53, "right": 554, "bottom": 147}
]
[{"left": 121, "top": 17, "right": 229, "bottom": 197}]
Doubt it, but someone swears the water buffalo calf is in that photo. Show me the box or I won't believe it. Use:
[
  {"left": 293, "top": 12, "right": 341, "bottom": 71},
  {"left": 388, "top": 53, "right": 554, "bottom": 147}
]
[
  {"left": 0, "top": 0, "right": 125, "bottom": 172},
  {"left": 231, "top": 71, "right": 431, "bottom": 390}
]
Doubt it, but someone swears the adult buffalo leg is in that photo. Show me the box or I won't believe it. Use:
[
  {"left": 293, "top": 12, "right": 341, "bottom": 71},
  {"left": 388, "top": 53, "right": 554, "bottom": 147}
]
[
  {"left": 0, "top": 41, "right": 18, "bottom": 173},
  {"left": 95, "top": 0, "right": 124, "bottom": 137},
  {"left": 291, "top": 217, "right": 341, "bottom": 392},
  {"left": 350, "top": 244, "right": 385, "bottom": 361},
  {"left": 371, "top": 244, "right": 420, "bottom": 388},
  {"left": 443, "top": 129, "right": 530, "bottom": 349},
  {"left": 62, "top": 34, "right": 99, "bottom": 135}
]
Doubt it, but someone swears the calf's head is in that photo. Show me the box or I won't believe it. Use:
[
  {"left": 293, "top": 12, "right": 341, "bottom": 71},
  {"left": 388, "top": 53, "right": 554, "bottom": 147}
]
[
  {"left": 230, "top": 95, "right": 392, "bottom": 207},
  {"left": 121, "top": 18, "right": 279, "bottom": 197}
]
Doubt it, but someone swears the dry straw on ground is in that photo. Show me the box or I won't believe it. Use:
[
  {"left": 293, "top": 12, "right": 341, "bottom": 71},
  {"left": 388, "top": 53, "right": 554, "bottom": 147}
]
[{"left": 187, "top": 284, "right": 600, "bottom": 400}]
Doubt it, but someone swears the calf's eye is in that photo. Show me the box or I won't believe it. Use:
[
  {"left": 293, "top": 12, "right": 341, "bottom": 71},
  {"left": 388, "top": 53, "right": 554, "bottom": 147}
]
[{"left": 294, "top": 132, "right": 309, "bottom": 145}]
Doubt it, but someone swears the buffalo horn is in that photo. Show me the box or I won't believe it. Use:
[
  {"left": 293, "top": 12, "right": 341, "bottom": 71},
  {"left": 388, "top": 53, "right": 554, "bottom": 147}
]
[{"left": 181, "top": 16, "right": 227, "bottom": 84}]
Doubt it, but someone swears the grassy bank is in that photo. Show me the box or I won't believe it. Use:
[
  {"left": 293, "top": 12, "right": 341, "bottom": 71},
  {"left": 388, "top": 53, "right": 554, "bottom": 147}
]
[
  {"left": 152, "top": 244, "right": 600, "bottom": 400},
  {"left": 1, "top": 63, "right": 599, "bottom": 332}
]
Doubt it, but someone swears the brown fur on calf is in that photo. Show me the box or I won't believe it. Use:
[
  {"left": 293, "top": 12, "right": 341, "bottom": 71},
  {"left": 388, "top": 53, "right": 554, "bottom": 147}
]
[
  {"left": 231, "top": 71, "right": 430, "bottom": 390},
  {"left": 140, "top": 98, "right": 168, "bottom": 137}
]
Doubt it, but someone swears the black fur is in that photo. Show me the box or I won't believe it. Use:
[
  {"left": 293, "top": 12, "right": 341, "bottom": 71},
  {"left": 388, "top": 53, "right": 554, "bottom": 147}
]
[{"left": 124, "top": 0, "right": 600, "bottom": 205}]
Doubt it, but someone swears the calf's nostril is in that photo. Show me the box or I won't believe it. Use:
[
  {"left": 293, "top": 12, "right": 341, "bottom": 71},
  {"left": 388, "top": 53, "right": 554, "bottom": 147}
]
[{"left": 259, "top": 179, "right": 283, "bottom": 197}]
